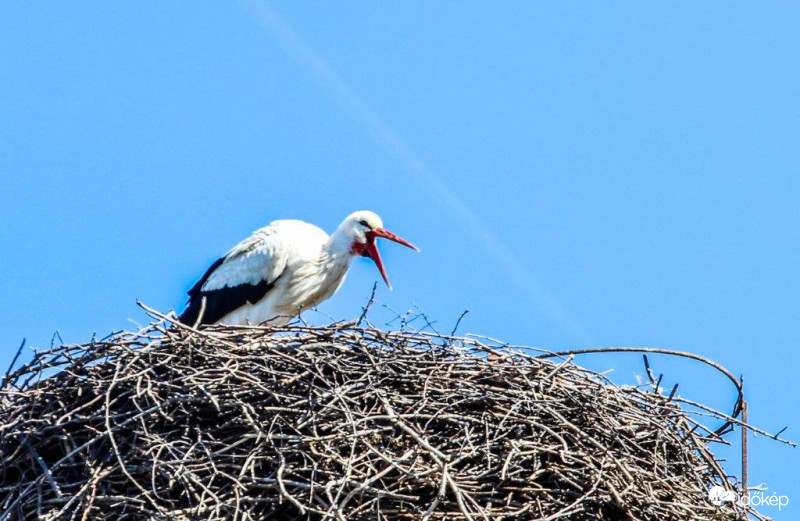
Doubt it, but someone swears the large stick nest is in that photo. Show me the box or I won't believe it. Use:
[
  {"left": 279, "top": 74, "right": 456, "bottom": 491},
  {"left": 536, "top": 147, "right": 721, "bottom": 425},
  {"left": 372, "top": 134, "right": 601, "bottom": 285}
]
[{"left": 1, "top": 318, "right": 757, "bottom": 520}]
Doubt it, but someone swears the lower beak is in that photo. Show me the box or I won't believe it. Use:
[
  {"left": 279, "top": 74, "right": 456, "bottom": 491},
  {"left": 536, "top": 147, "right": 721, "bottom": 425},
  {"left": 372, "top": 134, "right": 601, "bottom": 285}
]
[{"left": 364, "top": 228, "right": 420, "bottom": 290}]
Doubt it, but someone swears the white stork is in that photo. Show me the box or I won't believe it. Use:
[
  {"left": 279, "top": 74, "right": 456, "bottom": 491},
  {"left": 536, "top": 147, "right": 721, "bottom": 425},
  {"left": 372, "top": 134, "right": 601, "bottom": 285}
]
[{"left": 178, "top": 210, "right": 418, "bottom": 326}]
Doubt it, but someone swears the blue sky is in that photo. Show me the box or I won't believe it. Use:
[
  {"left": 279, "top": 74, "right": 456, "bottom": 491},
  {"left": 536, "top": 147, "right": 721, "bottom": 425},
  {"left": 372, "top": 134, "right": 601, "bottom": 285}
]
[{"left": 1, "top": 2, "right": 798, "bottom": 514}]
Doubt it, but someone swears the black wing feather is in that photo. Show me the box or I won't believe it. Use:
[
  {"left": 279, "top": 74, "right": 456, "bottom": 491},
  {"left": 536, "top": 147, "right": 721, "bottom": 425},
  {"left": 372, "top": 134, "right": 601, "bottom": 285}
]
[{"left": 178, "top": 256, "right": 276, "bottom": 326}]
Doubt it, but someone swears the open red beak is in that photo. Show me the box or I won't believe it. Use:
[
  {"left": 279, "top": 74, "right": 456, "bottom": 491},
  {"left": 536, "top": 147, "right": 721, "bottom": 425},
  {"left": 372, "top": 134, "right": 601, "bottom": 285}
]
[{"left": 363, "top": 228, "right": 420, "bottom": 289}]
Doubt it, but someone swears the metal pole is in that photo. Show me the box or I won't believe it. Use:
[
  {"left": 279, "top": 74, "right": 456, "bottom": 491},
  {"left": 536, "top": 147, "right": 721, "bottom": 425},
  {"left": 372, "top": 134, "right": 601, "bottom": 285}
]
[{"left": 740, "top": 375, "right": 748, "bottom": 518}]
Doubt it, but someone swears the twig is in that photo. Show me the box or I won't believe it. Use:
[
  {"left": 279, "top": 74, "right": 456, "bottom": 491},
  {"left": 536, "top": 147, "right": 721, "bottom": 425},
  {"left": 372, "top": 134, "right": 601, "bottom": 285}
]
[
  {"left": 450, "top": 310, "right": 469, "bottom": 336},
  {"left": 1, "top": 339, "right": 25, "bottom": 390},
  {"left": 356, "top": 282, "right": 378, "bottom": 327}
]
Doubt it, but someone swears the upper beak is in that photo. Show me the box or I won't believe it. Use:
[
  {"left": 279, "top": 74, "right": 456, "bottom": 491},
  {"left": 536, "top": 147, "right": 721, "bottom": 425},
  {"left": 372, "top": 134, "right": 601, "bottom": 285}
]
[{"left": 363, "top": 228, "right": 420, "bottom": 290}]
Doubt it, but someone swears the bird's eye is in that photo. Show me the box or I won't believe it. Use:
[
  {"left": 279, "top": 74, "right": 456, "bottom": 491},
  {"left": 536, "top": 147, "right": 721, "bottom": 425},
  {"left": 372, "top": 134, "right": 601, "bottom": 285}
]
[{"left": 358, "top": 219, "right": 372, "bottom": 229}]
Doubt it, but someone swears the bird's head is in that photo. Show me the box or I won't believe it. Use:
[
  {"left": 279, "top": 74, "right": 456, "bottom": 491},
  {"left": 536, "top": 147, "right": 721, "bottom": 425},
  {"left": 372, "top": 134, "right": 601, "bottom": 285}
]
[{"left": 340, "top": 210, "right": 419, "bottom": 289}]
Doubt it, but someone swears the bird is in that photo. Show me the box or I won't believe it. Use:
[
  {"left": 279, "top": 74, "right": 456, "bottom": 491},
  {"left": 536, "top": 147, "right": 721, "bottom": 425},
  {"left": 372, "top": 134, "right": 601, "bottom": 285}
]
[{"left": 178, "top": 210, "right": 419, "bottom": 326}]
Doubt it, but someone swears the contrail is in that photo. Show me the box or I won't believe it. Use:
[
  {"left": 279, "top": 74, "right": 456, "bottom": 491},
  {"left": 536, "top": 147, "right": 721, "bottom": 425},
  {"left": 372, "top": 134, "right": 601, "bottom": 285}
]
[{"left": 240, "top": 0, "right": 592, "bottom": 344}]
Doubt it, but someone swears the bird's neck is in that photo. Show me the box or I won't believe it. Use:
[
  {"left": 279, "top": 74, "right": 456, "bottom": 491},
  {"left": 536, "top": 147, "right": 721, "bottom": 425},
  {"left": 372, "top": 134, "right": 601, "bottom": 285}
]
[
  {"left": 298, "top": 231, "right": 353, "bottom": 295},
  {"left": 322, "top": 228, "right": 357, "bottom": 266}
]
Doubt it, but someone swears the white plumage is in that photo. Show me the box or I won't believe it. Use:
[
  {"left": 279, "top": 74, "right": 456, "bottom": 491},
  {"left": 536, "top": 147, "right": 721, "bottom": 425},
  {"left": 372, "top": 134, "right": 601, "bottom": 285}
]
[{"left": 179, "top": 211, "right": 418, "bottom": 326}]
